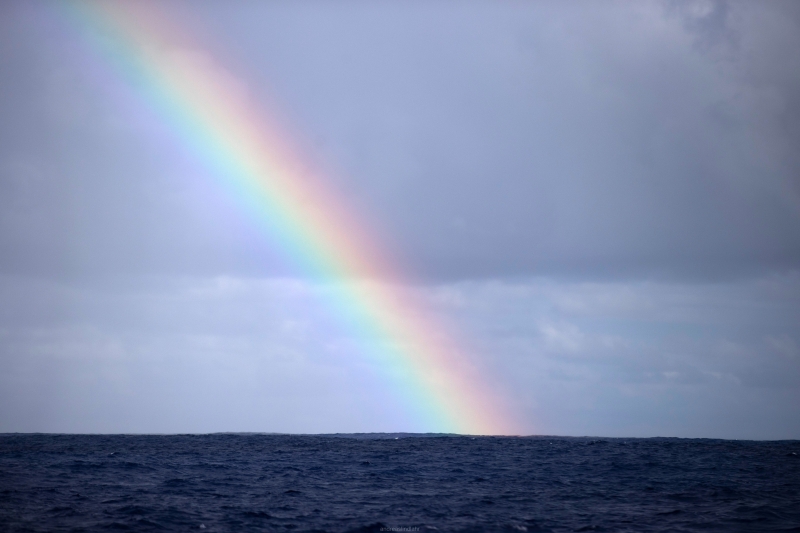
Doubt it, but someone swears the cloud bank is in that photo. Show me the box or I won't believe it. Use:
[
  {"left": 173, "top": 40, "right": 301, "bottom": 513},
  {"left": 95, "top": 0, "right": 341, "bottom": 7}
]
[{"left": 0, "top": 0, "right": 798, "bottom": 436}]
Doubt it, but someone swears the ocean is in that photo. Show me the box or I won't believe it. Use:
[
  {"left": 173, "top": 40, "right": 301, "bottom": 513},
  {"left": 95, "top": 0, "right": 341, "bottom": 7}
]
[{"left": 1, "top": 434, "right": 798, "bottom": 532}]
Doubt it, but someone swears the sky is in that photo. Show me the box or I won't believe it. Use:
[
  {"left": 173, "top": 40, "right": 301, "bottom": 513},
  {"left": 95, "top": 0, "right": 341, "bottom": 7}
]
[{"left": 1, "top": 0, "right": 799, "bottom": 438}]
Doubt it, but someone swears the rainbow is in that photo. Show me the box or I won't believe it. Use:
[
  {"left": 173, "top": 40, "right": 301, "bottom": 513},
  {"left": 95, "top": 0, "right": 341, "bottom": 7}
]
[{"left": 63, "top": 0, "right": 516, "bottom": 435}]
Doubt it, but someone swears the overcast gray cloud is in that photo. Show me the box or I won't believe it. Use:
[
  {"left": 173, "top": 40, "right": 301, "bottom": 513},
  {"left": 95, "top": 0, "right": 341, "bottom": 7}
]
[
  {"left": 1, "top": 273, "right": 797, "bottom": 438},
  {"left": 0, "top": 0, "right": 798, "bottom": 436},
  {"left": 182, "top": 0, "right": 800, "bottom": 281},
  {"left": 3, "top": 0, "right": 800, "bottom": 281}
]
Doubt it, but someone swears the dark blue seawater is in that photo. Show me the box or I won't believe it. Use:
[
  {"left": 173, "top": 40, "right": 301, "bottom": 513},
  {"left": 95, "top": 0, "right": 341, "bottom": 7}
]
[{"left": 1, "top": 434, "right": 799, "bottom": 532}]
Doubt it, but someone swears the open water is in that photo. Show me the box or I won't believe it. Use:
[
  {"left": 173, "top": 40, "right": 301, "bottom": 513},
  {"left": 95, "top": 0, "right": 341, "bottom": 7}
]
[{"left": 1, "top": 434, "right": 799, "bottom": 532}]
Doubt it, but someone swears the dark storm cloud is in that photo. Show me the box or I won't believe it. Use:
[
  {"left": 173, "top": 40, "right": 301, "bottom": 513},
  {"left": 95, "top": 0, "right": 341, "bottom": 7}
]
[
  {"left": 2, "top": 0, "right": 799, "bottom": 282},
  {"left": 189, "top": 0, "right": 800, "bottom": 281}
]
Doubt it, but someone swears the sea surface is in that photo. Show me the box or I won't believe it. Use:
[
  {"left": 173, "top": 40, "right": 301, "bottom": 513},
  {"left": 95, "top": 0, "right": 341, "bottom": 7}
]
[{"left": 1, "top": 434, "right": 798, "bottom": 532}]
